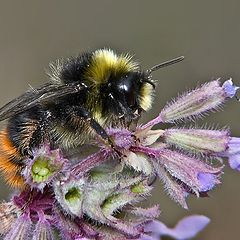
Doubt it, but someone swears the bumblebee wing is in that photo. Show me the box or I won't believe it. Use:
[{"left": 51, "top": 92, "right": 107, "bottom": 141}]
[{"left": 0, "top": 83, "right": 86, "bottom": 121}]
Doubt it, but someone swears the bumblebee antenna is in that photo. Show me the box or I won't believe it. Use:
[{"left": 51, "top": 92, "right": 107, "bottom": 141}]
[{"left": 147, "top": 56, "right": 184, "bottom": 74}]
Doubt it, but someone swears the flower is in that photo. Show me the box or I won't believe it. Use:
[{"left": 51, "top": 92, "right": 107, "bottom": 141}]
[
  {"left": 141, "top": 215, "right": 210, "bottom": 240},
  {"left": 22, "top": 144, "right": 68, "bottom": 190},
  {"left": 0, "top": 79, "right": 239, "bottom": 240},
  {"left": 222, "top": 78, "right": 239, "bottom": 98},
  {"left": 142, "top": 79, "right": 239, "bottom": 128},
  {"left": 218, "top": 137, "right": 240, "bottom": 171}
]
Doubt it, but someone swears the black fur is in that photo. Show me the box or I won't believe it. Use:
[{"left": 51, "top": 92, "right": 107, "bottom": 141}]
[
  {"left": 61, "top": 53, "right": 92, "bottom": 84},
  {"left": 7, "top": 106, "right": 47, "bottom": 155}
]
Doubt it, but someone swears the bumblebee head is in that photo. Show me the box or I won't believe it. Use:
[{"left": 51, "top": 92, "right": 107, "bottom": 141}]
[
  {"left": 84, "top": 49, "right": 156, "bottom": 122},
  {"left": 100, "top": 69, "right": 154, "bottom": 122},
  {"left": 86, "top": 49, "right": 184, "bottom": 123}
]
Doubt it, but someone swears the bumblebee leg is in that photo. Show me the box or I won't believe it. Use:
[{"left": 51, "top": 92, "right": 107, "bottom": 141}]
[{"left": 67, "top": 106, "right": 116, "bottom": 149}]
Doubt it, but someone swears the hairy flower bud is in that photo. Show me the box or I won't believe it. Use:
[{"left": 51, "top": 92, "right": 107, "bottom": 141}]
[
  {"left": 164, "top": 128, "right": 229, "bottom": 155},
  {"left": 155, "top": 149, "right": 222, "bottom": 195},
  {"left": 54, "top": 177, "right": 85, "bottom": 216},
  {"left": 160, "top": 80, "right": 235, "bottom": 123},
  {"left": 4, "top": 214, "right": 32, "bottom": 240},
  {"left": 23, "top": 144, "right": 67, "bottom": 190},
  {"left": 142, "top": 79, "right": 239, "bottom": 128}
]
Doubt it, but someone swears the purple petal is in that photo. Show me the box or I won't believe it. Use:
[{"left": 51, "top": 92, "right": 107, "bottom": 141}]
[
  {"left": 228, "top": 154, "right": 240, "bottom": 171},
  {"left": 197, "top": 172, "right": 218, "bottom": 192},
  {"left": 225, "top": 137, "right": 240, "bottom": 155},
  {"left": 218, "top": 137, "right": 240, "bottom": 171},
  {"left": 140, "top": 234, "right": 158, "bottom": 240},
  {"left": 143, "top": 215, "right": 210, "bottom": 239},
  {"left": 222, "top": 79, "right": 239, "bottom": 98}
]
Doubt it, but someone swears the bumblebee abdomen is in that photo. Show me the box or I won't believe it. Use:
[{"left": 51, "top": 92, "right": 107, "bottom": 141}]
[
  {"left": 0, "top": 107, "right": 48, "bottom": 188},
  {"left": 7, "top": 106, "right": 46, "bottom": 151},
  {"left": 0, "top": 129, "right": 25, "bottom": 188}
]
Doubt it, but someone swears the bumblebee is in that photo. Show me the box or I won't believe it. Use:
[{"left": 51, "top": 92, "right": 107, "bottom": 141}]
[{"left": 0, "top": 48, "right": 183, "bottom": 188}]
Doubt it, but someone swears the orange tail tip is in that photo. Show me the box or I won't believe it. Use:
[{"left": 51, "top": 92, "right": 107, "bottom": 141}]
[{"left": 0, "top": 129, "right": 25, "bottom": 188}]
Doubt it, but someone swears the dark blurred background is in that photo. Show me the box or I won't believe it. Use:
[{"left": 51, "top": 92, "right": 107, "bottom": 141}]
[{"left": 0, "top": 1, "right": 239, "bottom": 239}]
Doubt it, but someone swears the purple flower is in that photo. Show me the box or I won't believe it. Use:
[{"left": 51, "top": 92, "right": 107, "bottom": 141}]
[
  {"left": 141, "top": 215, "right": 210, "bottom": 240},
  {"left": 197, "top": 173, "right": 219, "bottom": 192},
  {"left": 219, "top": 137, "right": 240, "bottom": 171},
  {"left": 129, "top": 146, "right": 222, "bottom": 208},
  {"left": 222, "top": 78, "right": 239, "bottom": 98},
  {"left": 143, "top": 79, "right": 239, "bottom": 128},
  {"left": 0, "top": 79, "right": 239, "bottom": 240},
  {"left": 22, "top": 144, "right": 68, "bottom": 190}
]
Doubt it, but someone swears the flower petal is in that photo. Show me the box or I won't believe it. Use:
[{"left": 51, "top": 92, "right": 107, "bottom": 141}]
[
  {"left": 197, "top": 172, "right": 218, "bottom": 192},
  {"left": 218, "top": 137, "right": 240, "bottom": 170},
  {"left": 222, "top": 78, "right": 239, "bottom": 98},
  {"left": 143, "top": 215, "right": 210, "bottom": 239},
  {"left": 228, "top": 155, "right": 240, "bottom": 171}
]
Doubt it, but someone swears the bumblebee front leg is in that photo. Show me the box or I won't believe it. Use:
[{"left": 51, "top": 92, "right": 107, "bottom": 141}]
[{"left": 67, "top": 106, "right": 117, "bottom": 150}]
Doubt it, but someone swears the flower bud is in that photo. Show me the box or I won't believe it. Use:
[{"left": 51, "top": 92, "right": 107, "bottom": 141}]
[
  {"left": 153, "top": 163, "right": 189, "bottom": 208},
  {"left": 155, "top": 149, "right": 222, "bottom": 196},
  {"left": 160, "top": 80, "right": 226, "bottom": 122},
  {"left": 142, "top": 79, "right": 239, "bottom": 128},
  {"left": 54, "top": 177, "right": 85, "bottom": 217},
  {"left": 4, "top": 214, "right": 32, "bottom": 240},
  {"left": 164, "top": 128, "right": 229, "bottom": 155},
  {"left": 33, "top": 219, "right": 55, "bottom": 240},
  {"left": 23, "top": 145, "right": 67, "bottom": 190}
]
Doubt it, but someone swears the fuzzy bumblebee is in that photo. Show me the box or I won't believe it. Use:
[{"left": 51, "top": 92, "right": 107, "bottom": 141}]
[{"left": 0, "top": 48, "right": 183, "bottom": 188}]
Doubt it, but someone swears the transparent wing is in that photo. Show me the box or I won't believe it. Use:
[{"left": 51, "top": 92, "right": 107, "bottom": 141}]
[{"left": 0, "top": 82, "right": 86, "bottom": 121}]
